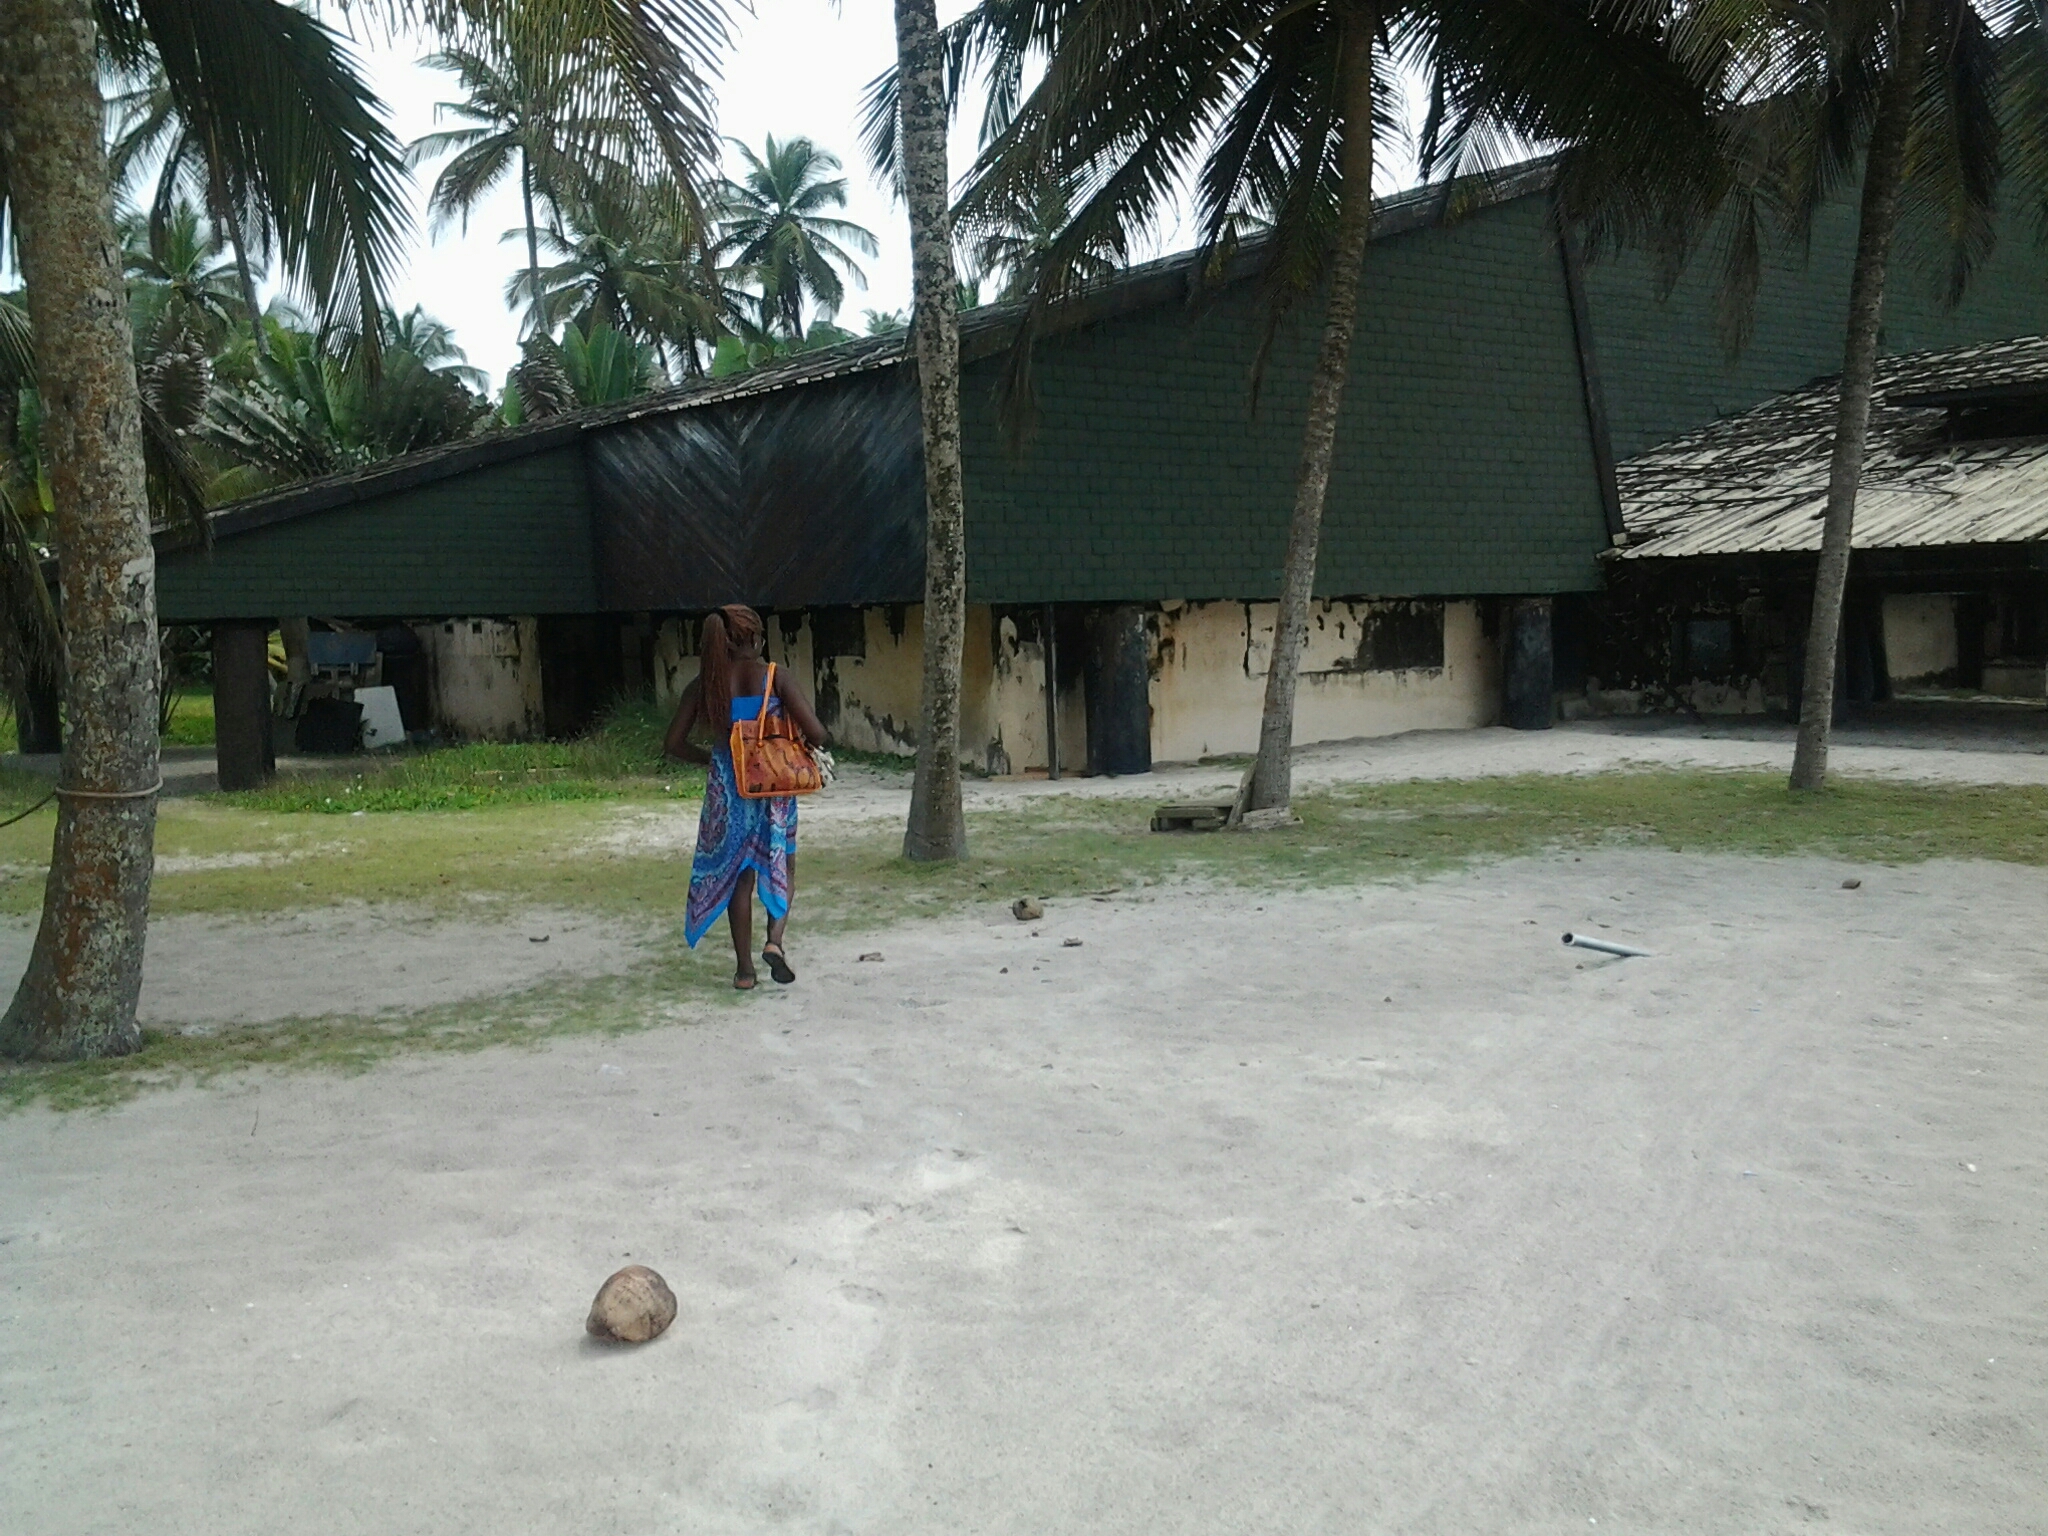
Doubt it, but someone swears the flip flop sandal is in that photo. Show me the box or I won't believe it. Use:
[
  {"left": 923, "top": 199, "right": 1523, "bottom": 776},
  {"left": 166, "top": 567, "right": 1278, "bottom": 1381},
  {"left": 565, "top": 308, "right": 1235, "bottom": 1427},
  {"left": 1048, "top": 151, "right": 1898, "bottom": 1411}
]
[
  {"left": 733, "top": 971, "right": 757, "bottom": 991},
  {"left": 762, "top": 946, "right": 796, "bottom": 985}
]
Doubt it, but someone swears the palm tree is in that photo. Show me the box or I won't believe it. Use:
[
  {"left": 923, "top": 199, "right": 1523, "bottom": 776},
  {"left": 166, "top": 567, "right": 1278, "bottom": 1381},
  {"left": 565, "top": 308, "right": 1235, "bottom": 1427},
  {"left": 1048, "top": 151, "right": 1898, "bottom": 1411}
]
[
  {"left": 119, "top": 202, "right": 244, "bottom": 353},
  {"left": 0, "top": 0, "right": 162, "bottom": 1060},
  {"left": 1427, "top": 0, "right": 2038, "bottom": 788},
  {"left": 203, "top": 319, "right": 489, "bottom": 495},
  {"left": 915, "top": 0, "right": 1402, "bottom": 814},
  {"left": 379, "top": 305, "right": 490, "bottom": 391},
  {"left": 1765, "top": 0, "right": 2008, "bottom": 789},
  {"left": 717, "top": 135, "right": 880, "bottom": 340},
  {"left": 0, "top": 0, "right": 736, "bottom": 1060},
  {"left": 407, "top": 41, "right": 623, "bottom": 337},
  {"left": 99, "top": 6, "right": 411, "bottom": 362},
  {"left": 968, "top": 176, "right": 1114, "bottom": 302},
  {"left": 515, "top": 188, "right": 742, "bottom": 374},
  {"left": 890, "top": 0, "right": 971, "bottom": 862}
]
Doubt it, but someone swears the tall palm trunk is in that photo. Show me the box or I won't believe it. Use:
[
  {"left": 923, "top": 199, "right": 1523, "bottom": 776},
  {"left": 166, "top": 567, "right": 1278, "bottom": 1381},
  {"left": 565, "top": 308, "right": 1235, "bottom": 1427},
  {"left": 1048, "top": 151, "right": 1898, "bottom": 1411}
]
[
  {"left": 0, "top": 0, "right": 163, "bottom": 1060},
  {"left": 203, "top": 124, "right": 270, "bottom": 362},
  {"left": 521, "top": 153, "right": 544, "bottom": 336},
  {"left": 1247, "top": 9, "right": 1377, "bottom": 812},
  {"left": 894, "top": 0, "right": 968, "bottom": 862},
  {"left": 1790, "top": 0, "right": 1933, "bottom": 790}
]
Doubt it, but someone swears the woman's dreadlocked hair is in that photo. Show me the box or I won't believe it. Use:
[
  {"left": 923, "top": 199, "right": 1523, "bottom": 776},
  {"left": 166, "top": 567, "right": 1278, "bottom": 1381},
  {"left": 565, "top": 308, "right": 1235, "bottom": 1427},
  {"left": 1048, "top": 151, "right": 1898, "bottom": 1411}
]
[{"left": 697, "top": 603, "right": 765, "bottom": 726}]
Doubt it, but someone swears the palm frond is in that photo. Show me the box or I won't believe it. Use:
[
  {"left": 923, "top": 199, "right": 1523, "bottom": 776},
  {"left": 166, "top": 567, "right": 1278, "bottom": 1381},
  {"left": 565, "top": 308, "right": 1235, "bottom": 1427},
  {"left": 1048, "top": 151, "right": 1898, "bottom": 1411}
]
[{"left": 102, "top": 0, "right": 413, "bottom": 350}]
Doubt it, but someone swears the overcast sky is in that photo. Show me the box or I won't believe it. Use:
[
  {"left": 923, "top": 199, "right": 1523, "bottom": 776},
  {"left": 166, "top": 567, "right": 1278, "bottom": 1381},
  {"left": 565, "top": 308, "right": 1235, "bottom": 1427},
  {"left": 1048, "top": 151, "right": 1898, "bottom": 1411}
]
[{"left": 331, "top": 3, "right": 1430, "bottom": 390}]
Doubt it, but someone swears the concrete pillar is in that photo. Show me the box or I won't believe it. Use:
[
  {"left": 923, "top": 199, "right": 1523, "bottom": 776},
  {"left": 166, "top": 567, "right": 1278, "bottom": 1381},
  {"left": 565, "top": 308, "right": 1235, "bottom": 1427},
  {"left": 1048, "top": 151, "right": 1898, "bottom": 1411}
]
[
  {"left": 1084, "top": 604, "right": 1152, "bottom": 776},
  {"left": 1504, "top": 597, "right": 1554, "bottom": 731},
  {"left": 212, "top": 621, "right": 275, "bottom": 791}
]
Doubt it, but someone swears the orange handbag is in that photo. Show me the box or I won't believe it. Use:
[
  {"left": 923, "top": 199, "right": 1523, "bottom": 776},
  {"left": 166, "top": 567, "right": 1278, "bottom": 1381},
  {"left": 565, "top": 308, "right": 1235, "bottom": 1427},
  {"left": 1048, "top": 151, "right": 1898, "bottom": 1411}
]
[{"left": 729, "top": 663, "right": 823, "bottom": 799}]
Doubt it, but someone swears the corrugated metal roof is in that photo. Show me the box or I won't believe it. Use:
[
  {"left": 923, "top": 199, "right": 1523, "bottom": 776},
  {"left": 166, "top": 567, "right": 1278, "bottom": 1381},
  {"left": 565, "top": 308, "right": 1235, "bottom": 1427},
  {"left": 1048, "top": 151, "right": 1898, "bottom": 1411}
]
[{"left": 1616, "top": 334, "right": 2048, "bottom": 559}]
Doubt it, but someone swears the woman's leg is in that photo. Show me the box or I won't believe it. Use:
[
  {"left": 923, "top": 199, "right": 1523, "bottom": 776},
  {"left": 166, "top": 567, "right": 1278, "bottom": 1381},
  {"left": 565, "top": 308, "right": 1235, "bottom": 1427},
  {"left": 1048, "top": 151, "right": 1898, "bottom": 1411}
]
[
  {"left": 765, "top": 853, "right": 794, "bottom": 951},
  {"left": 761, "top": 853, "right": 795, "bottom": 983},
  {"left": 728, "top": 868, "right": 757, "bottom": 988}
]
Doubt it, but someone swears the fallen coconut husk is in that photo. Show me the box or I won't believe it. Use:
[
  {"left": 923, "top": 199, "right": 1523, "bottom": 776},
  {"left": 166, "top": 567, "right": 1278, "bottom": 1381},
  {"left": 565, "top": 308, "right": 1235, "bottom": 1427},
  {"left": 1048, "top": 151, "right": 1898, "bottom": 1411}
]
[{"left": 585, "top": 1265, "right": 677, "bottom": 1344}]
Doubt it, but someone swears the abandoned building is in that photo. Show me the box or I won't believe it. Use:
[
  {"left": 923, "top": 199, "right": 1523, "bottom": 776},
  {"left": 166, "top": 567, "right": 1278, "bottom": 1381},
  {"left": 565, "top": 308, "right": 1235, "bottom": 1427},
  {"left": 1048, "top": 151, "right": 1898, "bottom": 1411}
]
[
  {"left": 1570, "top": 334, "right": 2048, "bottom": 715},
  {"left": 142, "top": 158, "right": 2048, "bottom": 785}
]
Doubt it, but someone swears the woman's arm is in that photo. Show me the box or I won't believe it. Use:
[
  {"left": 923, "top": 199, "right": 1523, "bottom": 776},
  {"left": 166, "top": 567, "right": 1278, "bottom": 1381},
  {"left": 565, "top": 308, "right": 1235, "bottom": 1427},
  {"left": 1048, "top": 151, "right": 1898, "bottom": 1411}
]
[
  {"left": 772, "top": 666, "right": 829, "bottom": 749},
  {"left": 662, "top": 677, "right": 712, "bottom": 764}
]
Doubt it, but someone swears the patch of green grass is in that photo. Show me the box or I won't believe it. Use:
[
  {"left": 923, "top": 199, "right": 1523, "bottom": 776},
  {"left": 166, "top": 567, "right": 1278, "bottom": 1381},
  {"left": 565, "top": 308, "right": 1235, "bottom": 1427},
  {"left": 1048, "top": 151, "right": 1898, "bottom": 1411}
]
[
  {"left": 3, "top": 765, "right": 2042, "bottom": 925},
  {"left": 227, "top": 696, "right": 703, "bottom": 813},
  {"left": 789, "top": 770, "right": 2048, "bottom": 932},
  {"left": 161, "top": 687, "right": 216, "bottom": 748}
]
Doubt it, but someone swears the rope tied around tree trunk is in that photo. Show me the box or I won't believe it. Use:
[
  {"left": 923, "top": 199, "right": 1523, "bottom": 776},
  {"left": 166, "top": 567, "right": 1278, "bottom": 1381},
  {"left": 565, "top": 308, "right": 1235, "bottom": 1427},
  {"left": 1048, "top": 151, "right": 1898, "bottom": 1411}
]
[
  {"left": 54, "top": 780, "right": 164, "bottom": 800},
  {"left": 0, "top": 779, "right": 163, "bottom": 830}
]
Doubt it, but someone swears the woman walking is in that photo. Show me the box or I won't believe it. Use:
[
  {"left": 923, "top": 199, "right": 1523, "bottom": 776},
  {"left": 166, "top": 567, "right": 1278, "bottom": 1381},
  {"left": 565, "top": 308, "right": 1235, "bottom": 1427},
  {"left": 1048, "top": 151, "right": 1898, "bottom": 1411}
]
[{"left": 664, "top": 605, "right": 827, "bottom": 989}]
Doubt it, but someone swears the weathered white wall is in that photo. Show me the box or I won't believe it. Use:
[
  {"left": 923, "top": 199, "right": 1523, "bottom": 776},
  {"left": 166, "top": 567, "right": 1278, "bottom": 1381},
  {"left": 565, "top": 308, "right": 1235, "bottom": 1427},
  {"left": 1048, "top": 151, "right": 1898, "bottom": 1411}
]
[
  {"left": 652, "top": 618, "right": 697, "bottom": 708},
  {"left": 1884, "top": 594, "right": 1959, "bottom": 686},
  {"left": 425, "top": 617, "right": 544, "bottom": 741},
  {"left": 639, "top": 597, "right": 1500, "bottom": 773},
  {"left": 1151, "top": 599, "right": 1500, "bottom": 762},
  {"left": 808, "top": 606, "right": 1067, "bottom": 774},
  {"left": 812, "top": 607, "right": 922, "bottom": 757}
]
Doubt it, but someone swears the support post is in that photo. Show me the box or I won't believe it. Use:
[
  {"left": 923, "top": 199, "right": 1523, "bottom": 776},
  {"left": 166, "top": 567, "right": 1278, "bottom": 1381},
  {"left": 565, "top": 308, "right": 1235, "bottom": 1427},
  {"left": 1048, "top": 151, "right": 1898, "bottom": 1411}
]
[
  {"left": 1084, "top": 604, "right": 1152, "bottom": 776},
  {"left": 1504, "top": 597, "right": 1554, "bottom": 731},
  {"left": 212, "top": 621, "right": 275, "bottom": 791},
  {"left": 1043, "top": 603, "right": 1060, "bottom": 780}
]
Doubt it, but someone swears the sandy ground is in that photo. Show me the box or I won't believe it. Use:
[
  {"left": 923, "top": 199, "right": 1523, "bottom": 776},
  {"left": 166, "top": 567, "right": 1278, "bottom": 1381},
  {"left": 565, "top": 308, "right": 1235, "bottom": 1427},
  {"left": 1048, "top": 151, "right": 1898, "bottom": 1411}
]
[
  {"left": 0, "top": 906, "right": 655, "bottom": 1028},
  {"left": 4, "top": 848, "right": 2046, "bottom": 1533}
]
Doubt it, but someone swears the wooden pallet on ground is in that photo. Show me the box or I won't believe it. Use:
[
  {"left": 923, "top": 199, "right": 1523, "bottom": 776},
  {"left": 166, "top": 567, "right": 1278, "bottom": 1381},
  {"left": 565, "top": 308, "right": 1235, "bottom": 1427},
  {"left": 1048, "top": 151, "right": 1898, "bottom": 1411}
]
[{"left": 1150, "top": 800, "right": 1236, "bottom": 833}]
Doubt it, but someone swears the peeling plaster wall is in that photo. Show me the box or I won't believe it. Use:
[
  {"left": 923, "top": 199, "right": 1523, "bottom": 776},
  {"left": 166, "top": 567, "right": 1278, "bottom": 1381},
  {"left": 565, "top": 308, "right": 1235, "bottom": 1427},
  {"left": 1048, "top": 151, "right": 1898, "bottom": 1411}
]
[
  {"left": 1152, "top": 599, "right": 1500, "bottom": 762},
  {"left": 637, "top": 597, "right": 1499, "bottom": 774},
  {"left": 1884, "top": 594, "right": 1960, "bottom": 686},
  {"left": 652, "top": 618, "right": 698, "bottom": 708},
  {"left": 808, "top": 605, "right": 1073, "bottom": 775},
  {"left": 425, "top": 617, "right": 545, "bottom": 740}
]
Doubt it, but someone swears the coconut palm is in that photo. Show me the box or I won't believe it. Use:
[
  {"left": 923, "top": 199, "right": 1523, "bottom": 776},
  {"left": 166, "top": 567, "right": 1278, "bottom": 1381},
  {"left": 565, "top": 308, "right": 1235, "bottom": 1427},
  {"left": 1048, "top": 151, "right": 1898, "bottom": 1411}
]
[
  {"left": 1426, "top": 0, "right": 2045, "bottom": 788},
  {"left": 1749, "top": 0, "right": 2021, "bottom": 789},
  {"left": 717, "top": 135, "right": 880, "bottom": 339},
  {"left": 0, "top": 0, "right": 736, "bottom": 1060},
  {"left": 968, "top": 175, "right": 1115, "bottom": 302},
  {"left": 118, "top": 202, "right": 245, "bottom": 353},
  {"left": 203, "top": 321, "right": 489, "bottom": 495},
  {"left": 515, "top": 189, "right": 743, "bottom": 374},
  {"left": 98, "top": 7, "right": 410, "bottom": 361},
  {"left": 887, "top": 0, "right": 972, "bottom": 862},
  {"left": 379, "top": 305, "right": 490, "bottom": 391},
  {"left": 407, "top": 40, "right": 627, "bottom": 336}
]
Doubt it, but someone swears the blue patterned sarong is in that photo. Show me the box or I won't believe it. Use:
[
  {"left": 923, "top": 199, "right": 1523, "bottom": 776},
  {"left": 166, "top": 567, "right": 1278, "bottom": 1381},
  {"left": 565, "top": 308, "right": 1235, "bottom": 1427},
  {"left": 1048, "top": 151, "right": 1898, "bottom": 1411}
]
[{"left": 684, "top": 697, "right": 798, "bottom": 947}]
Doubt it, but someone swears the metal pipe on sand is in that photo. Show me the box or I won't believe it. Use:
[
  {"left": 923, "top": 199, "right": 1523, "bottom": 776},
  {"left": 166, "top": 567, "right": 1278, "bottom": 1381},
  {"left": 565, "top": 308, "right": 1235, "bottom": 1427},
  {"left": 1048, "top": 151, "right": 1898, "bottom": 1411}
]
[{"left": 1562, "top": 932, "right": 1652, "bottom": 959}]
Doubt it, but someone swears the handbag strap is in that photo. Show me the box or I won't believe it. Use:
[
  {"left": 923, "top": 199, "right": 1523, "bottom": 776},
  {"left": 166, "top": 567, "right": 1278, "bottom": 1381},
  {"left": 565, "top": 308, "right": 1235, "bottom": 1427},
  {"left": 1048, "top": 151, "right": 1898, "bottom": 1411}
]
[{"left": 758, "top": 662, "right": 776, "bottom": 722}]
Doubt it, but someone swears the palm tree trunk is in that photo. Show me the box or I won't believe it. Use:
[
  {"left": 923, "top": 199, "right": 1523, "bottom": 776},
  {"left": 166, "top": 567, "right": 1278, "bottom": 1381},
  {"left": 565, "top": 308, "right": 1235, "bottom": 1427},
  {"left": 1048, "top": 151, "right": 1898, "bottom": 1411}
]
[
  {"left": 1247, "top": 10, "right": 1376, "bottom": 812},
  {"left": 1789, "top": 0, "right": 1933, "bottom": 790},
  {"left": 521, "top": 154, "right": 544, "bottom": 337},
  {"left": 894, "top": 0, "right": 968, "bottom": 862},
  {"left": 203, "top": 128, "right": 269, "bottom": 363},
  {"left": 0, "top": 0, "right": 162, "bottom": 1061},
  {"left": 226, "top": 217, "right": 269, "bottom": 361}
]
